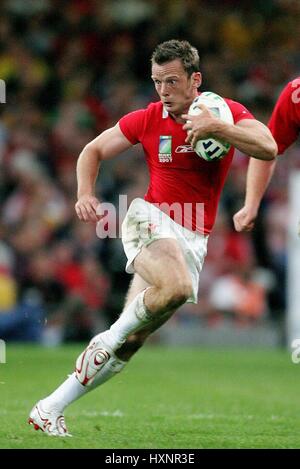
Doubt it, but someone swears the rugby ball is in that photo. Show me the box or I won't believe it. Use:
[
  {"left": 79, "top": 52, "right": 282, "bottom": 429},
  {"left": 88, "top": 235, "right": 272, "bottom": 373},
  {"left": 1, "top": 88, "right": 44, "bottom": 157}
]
[{"left": 188, "top": 91, "right": 234, "bottom": 161}]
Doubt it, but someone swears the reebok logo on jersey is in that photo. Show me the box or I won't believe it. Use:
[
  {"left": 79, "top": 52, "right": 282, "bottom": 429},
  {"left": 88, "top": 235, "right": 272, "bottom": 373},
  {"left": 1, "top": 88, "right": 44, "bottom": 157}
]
[
  {"left": 159, "top": 135, "right": 172, "bottom": 162},
  {"left": 175, "top": 145, "right": 194, "bottom": 153}
]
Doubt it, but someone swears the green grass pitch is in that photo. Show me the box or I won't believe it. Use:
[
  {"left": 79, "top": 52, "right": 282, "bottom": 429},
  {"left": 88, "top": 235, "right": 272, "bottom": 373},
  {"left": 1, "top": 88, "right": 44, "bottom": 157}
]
[{"left": 1, "top": 344, "right": 300, "bottom": 449}]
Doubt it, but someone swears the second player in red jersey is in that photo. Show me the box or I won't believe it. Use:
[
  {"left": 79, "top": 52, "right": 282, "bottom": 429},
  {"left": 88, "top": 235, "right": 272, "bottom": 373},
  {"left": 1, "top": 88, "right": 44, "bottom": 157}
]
[
  {"left": 234, "top": 77, "right": 300, "bottom": 232},
  {"left": 268, "top": 78, "right": 300, "bottom": 155}
]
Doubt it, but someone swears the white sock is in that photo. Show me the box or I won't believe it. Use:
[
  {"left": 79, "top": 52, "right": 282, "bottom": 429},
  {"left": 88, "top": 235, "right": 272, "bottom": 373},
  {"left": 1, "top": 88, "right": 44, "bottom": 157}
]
[
  {"left": 42, "top": 373, "right": 86, "bottom": 413},
  {"left": 42, "top": 357, "right": 127, "bottom": 412},
  {"left": 100, "top": 289, "right": 153, "bottom": 351}
]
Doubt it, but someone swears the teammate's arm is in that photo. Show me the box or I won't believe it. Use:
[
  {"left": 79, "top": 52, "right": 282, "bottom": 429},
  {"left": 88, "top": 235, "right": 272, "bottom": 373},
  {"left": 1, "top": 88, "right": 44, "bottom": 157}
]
[
  {"left": 75, "top": 124, "right": 133, "bottom": 222},
  {"left": 233, "top": 158, "right": 277, "bottom": 232}
]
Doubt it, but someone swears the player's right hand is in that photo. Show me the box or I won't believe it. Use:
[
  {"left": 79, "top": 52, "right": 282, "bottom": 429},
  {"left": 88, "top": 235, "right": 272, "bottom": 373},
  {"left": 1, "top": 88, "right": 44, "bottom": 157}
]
[
  {"left": 75, "top": 195, "right": 102, "bottom": 223},
  {"left": 233, "top": 206, "right": 257, "bottom": 232}
]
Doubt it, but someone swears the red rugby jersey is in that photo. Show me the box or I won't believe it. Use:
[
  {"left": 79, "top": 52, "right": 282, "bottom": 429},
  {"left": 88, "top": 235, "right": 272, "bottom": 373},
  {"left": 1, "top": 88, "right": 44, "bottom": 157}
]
[
  {"left": 268, "top": 77, "right": 300, "bottom": 155},
  {"left": 119, "top": 98, "right": 254, "bottom": 234}
]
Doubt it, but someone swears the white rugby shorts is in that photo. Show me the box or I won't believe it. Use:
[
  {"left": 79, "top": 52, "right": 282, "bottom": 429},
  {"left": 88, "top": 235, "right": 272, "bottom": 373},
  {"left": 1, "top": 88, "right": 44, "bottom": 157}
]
[{"left": 121, "top": 198, "right": 208, "bottom": 303}]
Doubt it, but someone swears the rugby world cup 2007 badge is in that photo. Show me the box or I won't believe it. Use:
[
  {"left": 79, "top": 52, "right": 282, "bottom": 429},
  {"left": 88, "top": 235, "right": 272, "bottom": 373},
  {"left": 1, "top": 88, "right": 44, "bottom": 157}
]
[{"left": 159, "top": 135, "right": 172, "bottom": 162}]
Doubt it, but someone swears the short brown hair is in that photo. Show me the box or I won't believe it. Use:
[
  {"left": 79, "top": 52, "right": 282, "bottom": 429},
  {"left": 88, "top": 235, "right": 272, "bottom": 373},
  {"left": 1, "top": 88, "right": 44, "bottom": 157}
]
[{"left": 151, "top": 40, "right": 200, "bottom": 76}]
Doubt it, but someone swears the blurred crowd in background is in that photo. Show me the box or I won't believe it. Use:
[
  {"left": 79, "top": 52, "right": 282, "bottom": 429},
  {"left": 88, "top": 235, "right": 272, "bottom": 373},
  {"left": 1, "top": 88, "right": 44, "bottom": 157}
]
[{"left": 0, "top": 0, "right": 299, "bottom": 344}]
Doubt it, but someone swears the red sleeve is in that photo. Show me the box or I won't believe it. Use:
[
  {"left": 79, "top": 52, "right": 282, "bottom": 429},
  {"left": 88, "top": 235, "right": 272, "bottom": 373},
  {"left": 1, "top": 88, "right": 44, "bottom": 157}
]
[
  {"left": 225, "top": 99, "right": 255, "bottom": 124},
  {"left": 118, "top": 109, "right": 146, "bottom": 145},
  {"left": 268, "top": 79, "right": 300, "bottom": 155}
]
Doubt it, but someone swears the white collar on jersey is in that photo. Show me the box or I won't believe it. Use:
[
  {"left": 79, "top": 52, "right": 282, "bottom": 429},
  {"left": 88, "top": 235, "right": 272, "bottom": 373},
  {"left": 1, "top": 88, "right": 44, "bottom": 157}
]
[{"left": 162, "top": 106, "right": 168, "bottom": 119}]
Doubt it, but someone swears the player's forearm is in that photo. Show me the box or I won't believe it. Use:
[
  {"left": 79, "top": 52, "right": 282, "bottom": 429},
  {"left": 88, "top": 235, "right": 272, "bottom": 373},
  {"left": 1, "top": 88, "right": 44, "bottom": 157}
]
[
  {"left": 76, "top": 143, "right": 101, "bottom": 199},
  {"left": 213, "top": 121, "right": 277, "bottom": 161},
  {"left": 244, "top": 158, "right": 277, "bottom": 211}
]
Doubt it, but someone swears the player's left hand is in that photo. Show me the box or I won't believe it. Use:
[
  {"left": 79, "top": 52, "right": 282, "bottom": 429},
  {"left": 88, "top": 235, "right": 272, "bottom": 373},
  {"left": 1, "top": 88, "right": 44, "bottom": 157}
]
[{"left": 182, "top": 104, "right": 217, "bottom": 147}]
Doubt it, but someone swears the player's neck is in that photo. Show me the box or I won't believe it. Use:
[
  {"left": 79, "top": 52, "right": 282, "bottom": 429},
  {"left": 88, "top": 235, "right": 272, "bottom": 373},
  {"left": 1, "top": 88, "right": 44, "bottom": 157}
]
[{"left": 169, "top": 112, "right": 186, "bottom": 124}]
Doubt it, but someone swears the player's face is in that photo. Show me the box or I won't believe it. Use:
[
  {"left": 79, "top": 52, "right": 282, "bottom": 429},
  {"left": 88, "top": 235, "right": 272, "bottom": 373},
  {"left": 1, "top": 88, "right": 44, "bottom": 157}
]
[{"left": 151, "top": 59, "right": 201, "bottom": 120}]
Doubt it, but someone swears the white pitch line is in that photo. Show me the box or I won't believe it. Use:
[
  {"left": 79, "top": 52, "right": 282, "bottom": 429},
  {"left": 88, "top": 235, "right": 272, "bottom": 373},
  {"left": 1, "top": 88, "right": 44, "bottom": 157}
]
[
  {"left": 188, "top": 413, "right": 283, "bottom": 421},
  {"left": 80, "top": 410, "right": 124, "bottom": 418}
]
